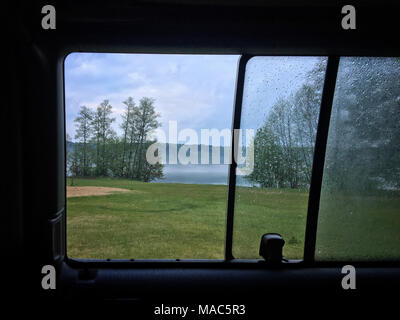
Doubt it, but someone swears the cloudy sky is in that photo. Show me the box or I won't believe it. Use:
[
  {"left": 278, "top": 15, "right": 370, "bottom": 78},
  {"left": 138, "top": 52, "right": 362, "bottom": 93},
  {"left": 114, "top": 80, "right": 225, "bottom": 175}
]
[
  {"left": 65, "top": 53, "right": 323, "bottom": 146},
  {"left": 65, "top": 53, "right": 240, "bottom": 145}
]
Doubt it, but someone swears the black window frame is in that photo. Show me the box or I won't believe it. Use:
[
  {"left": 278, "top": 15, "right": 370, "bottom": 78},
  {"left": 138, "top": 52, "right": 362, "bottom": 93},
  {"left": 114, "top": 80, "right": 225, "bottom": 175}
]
[
  {"left": 66, "top": 53, "right": 332, "bottom": 266},
  {"left": 36, "top": 1, "right": 398, "bottom": 270},
  {"left": 65, "top": 53, "right": 400, "bottom": 269},
  {"left": 9, "top": 3, "right": 400, "bottom": 305},
  {"left": 225, "top": 55, "right": 339, "bottom": 263}
]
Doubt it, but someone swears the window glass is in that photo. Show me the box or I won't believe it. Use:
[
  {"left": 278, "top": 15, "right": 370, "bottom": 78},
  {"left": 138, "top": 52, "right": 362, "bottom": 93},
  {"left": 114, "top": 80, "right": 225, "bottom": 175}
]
[
  {"left": 233, "top": 56, "right": 327, "bottom": 259},
  {"left": 316, "top": 57, "right": 400, "bottom": 261},
  {"left": 65, "top": 53, "right": 239, "bottom": 259}
]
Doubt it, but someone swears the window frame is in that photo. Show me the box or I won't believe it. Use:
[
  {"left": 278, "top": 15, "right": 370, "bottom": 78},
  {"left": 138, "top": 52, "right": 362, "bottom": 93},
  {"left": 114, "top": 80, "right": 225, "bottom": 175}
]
[
  {"left": 226, "top": 55, "right": 338, "bottom": 262},
  {"left": 63, "top": 53, "right": 400, "bottom": 269},
  {"left": 303, "top": 56, "right": 340, "bottom": 263}
]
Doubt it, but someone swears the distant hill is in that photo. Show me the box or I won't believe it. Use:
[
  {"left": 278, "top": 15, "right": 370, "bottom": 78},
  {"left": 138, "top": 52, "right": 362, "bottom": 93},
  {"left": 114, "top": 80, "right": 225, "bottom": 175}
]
[{"left": 66, "top": 140, "right": 75, "bottom": 153}]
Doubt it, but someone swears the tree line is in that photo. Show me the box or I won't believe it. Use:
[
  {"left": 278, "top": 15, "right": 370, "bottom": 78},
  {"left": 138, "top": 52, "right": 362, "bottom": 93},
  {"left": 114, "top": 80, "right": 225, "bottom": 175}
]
[
  {"left": 247, "top": 57, "right": 400, "bottom": 192},
  {"left": 247, "top": 59, "right": 326, "bottom": 189},
  {"left": 67, "top": 97, "right": 164, "bottom": 182},
  {"left": 323, "top": 57, "right": 400, "bottom": 194}
]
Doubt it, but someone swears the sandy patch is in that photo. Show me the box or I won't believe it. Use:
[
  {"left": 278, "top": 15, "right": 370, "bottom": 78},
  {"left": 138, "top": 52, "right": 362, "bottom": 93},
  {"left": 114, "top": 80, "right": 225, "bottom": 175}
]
[{"left": 67, "top": 186, "right": 132, "bottom": 198}]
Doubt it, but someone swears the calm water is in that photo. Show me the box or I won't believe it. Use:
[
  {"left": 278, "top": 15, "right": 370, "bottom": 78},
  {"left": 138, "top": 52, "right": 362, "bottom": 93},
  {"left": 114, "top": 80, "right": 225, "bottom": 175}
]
[{"left": 153, "top": 164, "right": 256, "bottom": 187}]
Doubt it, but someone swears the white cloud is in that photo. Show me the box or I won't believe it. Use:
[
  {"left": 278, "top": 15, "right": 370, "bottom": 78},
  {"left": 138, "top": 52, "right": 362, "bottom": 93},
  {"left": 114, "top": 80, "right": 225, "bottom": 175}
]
[{"left": 65, "top": 53, "right": 239, "bottom": 142}]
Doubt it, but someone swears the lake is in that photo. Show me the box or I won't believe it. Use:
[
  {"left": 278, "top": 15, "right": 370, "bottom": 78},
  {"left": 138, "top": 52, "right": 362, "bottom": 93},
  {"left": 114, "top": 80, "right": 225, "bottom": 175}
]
[{"left": 153, "top": 164, "right": 257, "bottom": 187}]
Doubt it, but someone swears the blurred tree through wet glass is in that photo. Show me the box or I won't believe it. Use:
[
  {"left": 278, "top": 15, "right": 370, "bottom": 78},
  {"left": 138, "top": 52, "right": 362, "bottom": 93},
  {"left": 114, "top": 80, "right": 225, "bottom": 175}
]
[
  {"left": 316, "top": 57, "right": 400, "bottom": 261},
  {"left": 233, "top": 57, "right": 328, "bottom": 259}
]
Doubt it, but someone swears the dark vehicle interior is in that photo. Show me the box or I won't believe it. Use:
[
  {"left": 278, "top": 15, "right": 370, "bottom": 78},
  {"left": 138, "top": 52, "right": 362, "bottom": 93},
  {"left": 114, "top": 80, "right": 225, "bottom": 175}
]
[{"left": 5, "top": 0, "right": 400, "bottom": 313}]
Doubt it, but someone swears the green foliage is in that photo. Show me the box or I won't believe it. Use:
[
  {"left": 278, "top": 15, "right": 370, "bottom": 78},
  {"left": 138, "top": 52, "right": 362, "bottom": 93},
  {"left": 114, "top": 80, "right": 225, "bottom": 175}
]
[
  {"left": 247, "top": 125, "right": 282, "bottom": 188},
  {"left": 67, "top": 97, "right": 164, "bottom": 182},
  {"left": 73, "top": 106, "right": 94, "bottom": 176},
  {"left": 323, "top": 57, "right": 400, "bottom": 194},
  {"left": 91, "top": 99, "right": 116, "bottom": 176},
  {"left": 129, "top": 97, "right": 161, "bottom": 180},
  {"left": 248, "top": 59, "right": 325, "bottom": 189},
  {"left": 247, "top": 57, "right": 399, "bottom": 193}
]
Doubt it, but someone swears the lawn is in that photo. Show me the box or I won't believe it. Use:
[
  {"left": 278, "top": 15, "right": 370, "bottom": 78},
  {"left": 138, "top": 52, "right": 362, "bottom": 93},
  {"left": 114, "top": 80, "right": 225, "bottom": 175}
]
[
  {"left": 316, "top": 190, "right": 400, "bottom": 261},
  {"left": 66, "top": 178, "right": 400, "bottom": 261},
  {"left": 66, "top": 178, "right": 309, "bottom": 260}
]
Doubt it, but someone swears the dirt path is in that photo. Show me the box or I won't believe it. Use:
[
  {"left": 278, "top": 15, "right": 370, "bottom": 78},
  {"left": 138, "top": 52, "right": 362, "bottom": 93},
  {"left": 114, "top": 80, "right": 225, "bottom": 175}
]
[{"left": 67, "top": 186, "right": 132, "bottom": 198}]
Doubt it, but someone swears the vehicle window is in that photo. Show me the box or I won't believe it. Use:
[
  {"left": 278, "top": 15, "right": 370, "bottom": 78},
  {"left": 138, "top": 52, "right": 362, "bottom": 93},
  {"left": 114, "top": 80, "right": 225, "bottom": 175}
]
[
  {"left": 65, "top": 53, "right": 239, "bottom": 259},
  {"left": 315, "top": 57, "right": 400, "bottom": 261},
  {"left": 232, "top": 56, "right": 328, "bottom": 259}
]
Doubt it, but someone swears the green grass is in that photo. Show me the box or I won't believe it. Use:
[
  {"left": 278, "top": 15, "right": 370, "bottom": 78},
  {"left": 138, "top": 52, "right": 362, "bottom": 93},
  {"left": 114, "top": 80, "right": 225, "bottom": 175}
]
[
  {"left": 67, "top": 178, "right": 309, "bottom": 259},
  {"left": 67, "top": 178, "right": 400, "bottom": 261},
  {"left": 233, "top": 187, "right": 309, "bottom": 259},
  {"left": 316, "top": 190, "right": 400, "bottom": 261}
]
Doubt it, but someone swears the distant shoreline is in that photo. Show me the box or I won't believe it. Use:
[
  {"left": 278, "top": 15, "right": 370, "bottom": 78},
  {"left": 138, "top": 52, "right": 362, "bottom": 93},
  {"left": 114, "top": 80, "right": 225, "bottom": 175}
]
[{"left": 152, "top": 164, "right": 258, "bottom": 187}]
